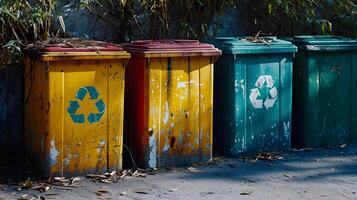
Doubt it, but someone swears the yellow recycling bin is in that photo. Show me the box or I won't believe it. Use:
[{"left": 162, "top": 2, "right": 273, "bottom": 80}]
[
  {"left": 25, "top": 39, "right": 130, "bottom": 177},
  {"left": 123, "top": 40, "right": 221, "bottom": 168}
]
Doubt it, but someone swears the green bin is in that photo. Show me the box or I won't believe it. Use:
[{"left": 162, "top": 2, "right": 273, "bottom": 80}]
[
  {"left": 213, "top": 37, "right": 297, "bottom": 156},
  {"left": 290, "top": 35, "right": 357, "bottom": 148}
]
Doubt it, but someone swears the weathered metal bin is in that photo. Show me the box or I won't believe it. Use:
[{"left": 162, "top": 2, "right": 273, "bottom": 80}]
[
  {"left": 25, "top": 40, "right": 130, "bottom": 177},
  {"left": 290, "top": 35, "right": 357, "bottom": 148},
  {"left": 123, "top": 40, "right": 221, "bottom": 168},
  {"left": 213, "top": 37, "right": 297, "bottom": 156}
]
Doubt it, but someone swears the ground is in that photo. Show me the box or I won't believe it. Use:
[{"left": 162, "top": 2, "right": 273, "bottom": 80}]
[{"left": 1, "top": 145, "right": 357, "bottom": 200}]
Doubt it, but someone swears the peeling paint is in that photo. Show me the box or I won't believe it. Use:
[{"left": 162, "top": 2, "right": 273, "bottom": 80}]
[
  {"left": 64, "top": 153, "right": 72, "bottom": 166},
  {"left": 97, "top": 140, "right": 106, "bottom": 153},
  {"left": 148, "top": 134, "right": 157, "bottom": 168},
  {"left": 234, "top": 79, "right": 245, "bottom": 96},
  {"left": 240, "top": 79, "right": 245, "bottom": 96},
  {"left": 283, "top": 121, "right": 290, "bottom": 138},
  {"left": 50, "top": 138, "right": 59, "bottom": 166},
  {"left": 163, "top": 142, "right": 170, "bottom": 152},
  {"left": 177, "top": 82, "right": 187, "bottom": 88},
  {"left": 73, "top": 153, "right": 79, "bottom": 159},
  {"left": 163, "top": 102, "right": 169, "bottom": 124}
]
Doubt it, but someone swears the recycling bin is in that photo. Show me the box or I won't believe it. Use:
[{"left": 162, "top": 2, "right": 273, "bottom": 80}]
[
  {"left": 290, "top": 35, "right": 357, "bottom": 148},
  {"left": 123, "top": 40, "right": 221, "bottom": 168},
  {"left": 25, "top": 39, "right": 130, "bottom": 177},
  {"left": 213, "top": 37, "right": 297, "bottom": 156}
]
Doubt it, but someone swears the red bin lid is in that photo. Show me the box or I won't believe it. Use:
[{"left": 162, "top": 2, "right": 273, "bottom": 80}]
[
  {"left": 36, "top": 38, "right": 125, "bottom": 52},
  {"left": 122, "top": 39, "right": 221, "bottom": 57},
  {"left": 27, "top": 38, "right": 130, "bottom": 61}
]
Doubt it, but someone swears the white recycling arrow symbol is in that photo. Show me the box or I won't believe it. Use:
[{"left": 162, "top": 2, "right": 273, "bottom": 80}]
[{"left": 249, "top": 75, "right": 278, "bottom": 109}]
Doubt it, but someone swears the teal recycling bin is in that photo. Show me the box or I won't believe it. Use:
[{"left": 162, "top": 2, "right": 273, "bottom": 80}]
[
  {"left": 290, "top": 35, "right": 357, "bottom": 148},
  {"left": 213, "top": 37, "right": 297, "bottom": 156}
]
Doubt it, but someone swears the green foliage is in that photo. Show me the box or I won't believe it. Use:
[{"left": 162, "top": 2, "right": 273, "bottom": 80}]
[
  {"left": 141, "top": 0, "right": 235, "bottom": 39},
  {"left": 246, "top": 0, "right": 357, "bottom": 37},
  {"left": 0, "top": 0, "right": 63, "bottom": 63},
  {"left": 76, "top": 0, "right": 139, "bottom": 42},
  {"left": 1, "top": 0, "right": 356, "bottom": 64},
  {"left": 80, "top": 0, "right": 235, "bottom": 40},
  {"left": 321, "top": 0, "right": 357, "bottom": 36}
]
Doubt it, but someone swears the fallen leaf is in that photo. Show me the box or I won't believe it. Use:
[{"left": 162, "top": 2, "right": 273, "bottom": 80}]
[
  {"left": 132, "top": 170, "right": 147, "bottom": 177},
  {"left": 96, "top": 189, "right": 109, "bottom": 196},
  {"left": 133, "top": 190, "right": 149, "bottom": 194},
  {"left": 32, "top": 183, "right": 50, "bottom": 193},
  {"left": 52, "top": 186, "right": 74, "bottom": 190},
  {"left": 22, "top": 179, "right": 33, "bottom": 189},
  {"left": 100, "top": 179, "right": 113, "bottom": 184},
  {"left": 105, "top": 171, "right": 116, "bottom": 177},
  {"left": 192, "top": 163, "right": 202, "bottom": 167},
  {"left": 200, "top": 192, "right": 214, "bottom": 195},
  {"left": 241, "top": 177, "right": 256, "bottom": 183},
  {"left": 54, "top": 177, "right": 66, "bottom": 181},
  {"left": 44, "top": 194, "right": 60, "bottom": 197},
  {"left": 70, "top": 177, "right": 81, "bottom": 185},
  {"left": 87, "top": 174, "right": 107, "bottom": 179},
  {"left": 284, "top": 174, "right": 295, "bottom": 178},
  {"left": 185, "top": 167, "right": 203, "bottom": 173},
  {"left": 169, "top": 188, "right": 178, "bottom": 192}
]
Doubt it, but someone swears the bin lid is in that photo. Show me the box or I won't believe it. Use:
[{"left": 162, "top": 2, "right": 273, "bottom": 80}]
[
  {"left": 290, "top": 35, "right": 357, "bottom": 51},
  {"left": 28, "top": 38, "right": 131, "bottom": 61},
  {"left": 122, "top": 40, "right": 222, "bottom": 57},
  {"left": 214, "top": 36, "right": 297, "bottom": 55}
]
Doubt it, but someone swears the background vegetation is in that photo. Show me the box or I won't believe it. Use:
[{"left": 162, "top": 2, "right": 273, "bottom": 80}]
[
  {"left": 246, "top": 0, "right": 357, "bottom": 37},
  {"left": 1, "top": 0, "right": 357, "bottom": 64}
]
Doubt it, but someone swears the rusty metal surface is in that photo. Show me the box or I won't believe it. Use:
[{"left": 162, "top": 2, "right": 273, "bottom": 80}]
[
  {"left": 25, "top": 58, "right": 127, "bottom": 177},
  {"left": 125, "top": 56, "right": 215, "bottom": 168}
]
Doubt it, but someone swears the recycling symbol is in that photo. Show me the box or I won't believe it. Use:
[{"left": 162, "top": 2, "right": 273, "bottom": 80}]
[
  {"left": 249, "top": 75, "right": 278, "bottom": 109},
  {"left": 67, "top": 86, "right": 106, "bottom": 124}
]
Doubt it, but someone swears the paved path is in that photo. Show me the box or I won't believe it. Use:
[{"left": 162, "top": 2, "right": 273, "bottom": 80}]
[{"left": 1, "top": 145, "right": 357, "bottom": 200}]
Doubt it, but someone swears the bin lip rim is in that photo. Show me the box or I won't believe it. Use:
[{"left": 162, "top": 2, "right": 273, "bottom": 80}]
[
  {"left": 26, "top": 38, "right": 131, "bottom": 60},
  {"left": 299, "top": 45, "right": 357, "bottom": 51},
  {"left": 26, "top": 38, "right": 128, "bottom": 53},
  {"left": 213, "top": 36, "right": 293, "bottom": 45},
  {"left": 27, "top": 51, "right": 131, "bottom": 61},
  {"left": 213, "top": 36, "right": 297, "bottom": 54},
  {"left": 288, "top": 35, "right": 357, "bottom": 46},
  {"left": 122, "top": 39, "right": 222, "bottom": 56}
]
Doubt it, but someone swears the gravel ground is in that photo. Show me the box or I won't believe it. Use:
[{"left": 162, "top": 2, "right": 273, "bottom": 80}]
[{"left": 1, "top": 145, "right": 357, "bottom": 200}]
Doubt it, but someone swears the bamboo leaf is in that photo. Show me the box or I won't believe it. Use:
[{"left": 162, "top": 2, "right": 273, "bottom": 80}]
[{"left": 58, "top": 15, "right": 66, "bottom": 33}]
